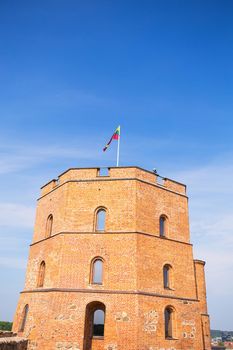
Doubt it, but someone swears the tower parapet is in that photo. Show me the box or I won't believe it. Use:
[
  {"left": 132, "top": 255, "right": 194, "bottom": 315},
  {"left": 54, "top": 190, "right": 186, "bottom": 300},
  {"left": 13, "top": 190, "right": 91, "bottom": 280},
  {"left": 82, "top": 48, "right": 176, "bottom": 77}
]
[{"left": 40, "top": 166, "right": 186, "bottom": 197}]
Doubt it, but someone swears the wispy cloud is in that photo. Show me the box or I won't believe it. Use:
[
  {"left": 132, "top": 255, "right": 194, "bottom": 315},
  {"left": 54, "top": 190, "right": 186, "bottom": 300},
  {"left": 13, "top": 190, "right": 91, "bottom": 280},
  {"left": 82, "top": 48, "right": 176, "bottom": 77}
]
[
  {"left": 172, "top": 154, "right": 233, "bottom": 239},
  {"left": 171, "top": 155, "right": 233, "bottom": 328},
  {"left": 175, "top": 161, "right": 233, "bottom": 195},
  {"left": 198, "top": 246, "right": 233, "bottom": 293},
  {"left": 0, "top": 203, "right": 35, "bottom": 228},
  {"left": 0, "top": 256, "right": 27, "bottom": 269},
  {"left": 0, "top": 88, "right": 115, "bottom": 119},
  {"left": 0, "top": 143, "right": 103, "bottom": 174},
  {"left": 50, "top": 89, "right": 115, "bottom": 108}
]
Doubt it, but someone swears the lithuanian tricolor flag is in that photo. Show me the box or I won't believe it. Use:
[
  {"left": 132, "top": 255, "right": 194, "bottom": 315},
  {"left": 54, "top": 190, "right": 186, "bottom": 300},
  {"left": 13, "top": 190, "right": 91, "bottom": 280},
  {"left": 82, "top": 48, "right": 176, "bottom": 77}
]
[{"left": 103, "top": 126, "right": 120, "bottom": 152}]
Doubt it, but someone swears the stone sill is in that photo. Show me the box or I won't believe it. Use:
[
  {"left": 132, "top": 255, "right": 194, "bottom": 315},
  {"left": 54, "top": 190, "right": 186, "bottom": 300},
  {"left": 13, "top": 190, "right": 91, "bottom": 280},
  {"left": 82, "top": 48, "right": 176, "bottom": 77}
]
[{"left": 92, "top": 336, "right": 104, "bottom": 340}]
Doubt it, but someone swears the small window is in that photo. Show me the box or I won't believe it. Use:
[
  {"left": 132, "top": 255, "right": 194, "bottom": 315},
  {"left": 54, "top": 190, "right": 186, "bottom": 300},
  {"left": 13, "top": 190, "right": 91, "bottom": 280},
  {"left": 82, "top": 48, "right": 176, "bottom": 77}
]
[
  {"left": 157, "top": 176, "right": 164, "bottom": 185},
  {"left": 163, "top": 264, "right": 171, "bottom": 289},
  {"left": 46, "top": 214, "right": 53, "bottom": 238},
  {"left": 159, "top": 215, "right": 167, "bottom": 237},
  {"left": 93, "top": 309, "right": 105, "bottom": 337},
  {"left": 165, "top": 306, "right": 174, "bottom": 339},
  {"left": 91, "top": 259, "right": 103, "bottom": 284},
  {"left": 98, "top": 168, "right": 109, "bottom": 176},
  {"left": 96, "top": 209, "right": 106, "bottom": 231},
  {"left": 19, "top": 304, "right": 29, "bottom": 332},
  {"left": 37, "top": 261, "right": 46, "bottom": 287}
]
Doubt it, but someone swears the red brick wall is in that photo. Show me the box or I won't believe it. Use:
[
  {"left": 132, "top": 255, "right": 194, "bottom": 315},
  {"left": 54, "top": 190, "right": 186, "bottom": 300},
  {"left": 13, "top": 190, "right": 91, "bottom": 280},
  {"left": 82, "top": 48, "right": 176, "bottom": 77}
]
[{"left": 13, "top": 166, "right": 211, "bottom": 350}]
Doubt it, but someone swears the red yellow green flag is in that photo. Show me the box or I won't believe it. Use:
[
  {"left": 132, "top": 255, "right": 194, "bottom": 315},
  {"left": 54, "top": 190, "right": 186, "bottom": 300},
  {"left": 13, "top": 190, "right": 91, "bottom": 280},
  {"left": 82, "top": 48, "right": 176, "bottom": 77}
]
[{"left": 103, "top": 126, "right": 120, "bottom": 152}]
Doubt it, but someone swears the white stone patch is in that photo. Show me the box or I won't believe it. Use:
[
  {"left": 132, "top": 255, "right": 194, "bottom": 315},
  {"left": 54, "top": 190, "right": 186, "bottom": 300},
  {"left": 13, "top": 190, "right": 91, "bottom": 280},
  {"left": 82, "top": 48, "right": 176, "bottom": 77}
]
[
  {"left": 180, "top": 300, "right": 193, "bottom": 305},
  {"left": 55, "top": 313, "right": 76, "bottom": 321},
  {"left": 143, "top": 310, "right": 158, "bottom": 333},
  {"left": 55, "top": 342, "right": 80, "bottom": 350},
  {"left": 182, "top": 320, "right": 195, "bottom": 326},
  {"left": 105, "top": 344, "right": 117, "bottom": 350},
  {"left": 115, "top": 311, "right": 129, "bottom": 322},
  {"left": 182, "top": 320, "right": 196, "bottom": 339}
]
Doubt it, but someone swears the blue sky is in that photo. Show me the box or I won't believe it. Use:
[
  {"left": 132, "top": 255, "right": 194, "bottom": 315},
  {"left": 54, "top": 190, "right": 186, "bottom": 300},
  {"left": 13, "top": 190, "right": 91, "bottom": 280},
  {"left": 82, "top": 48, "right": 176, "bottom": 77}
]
[{"left": 0, "top": 1, "right": 233, "bottom": 330}]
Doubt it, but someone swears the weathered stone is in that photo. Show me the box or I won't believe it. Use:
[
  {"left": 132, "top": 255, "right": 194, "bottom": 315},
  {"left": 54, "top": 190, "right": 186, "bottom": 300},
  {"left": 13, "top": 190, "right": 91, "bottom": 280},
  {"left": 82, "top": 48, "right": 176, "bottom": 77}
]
[
  {"left": 105, "top": 344, "right": 117, "bottom": 350},
  {"left": 55, "top": 343, "right": 80, "bottom": 350},
  {"left": 0, "top": 337, "right": 28, "bottom": 350},
  {"left": 144, "top": 310, "right": 158, "bottom": 333},
  {"left": 0, "top": 332, "right": 17, "bottom": 339},
  {"left": 68, "top": 304, "right": 77, "bottom": 310},
  {"left": 115, "top": 311, "right": 129, "bottom": 322}
]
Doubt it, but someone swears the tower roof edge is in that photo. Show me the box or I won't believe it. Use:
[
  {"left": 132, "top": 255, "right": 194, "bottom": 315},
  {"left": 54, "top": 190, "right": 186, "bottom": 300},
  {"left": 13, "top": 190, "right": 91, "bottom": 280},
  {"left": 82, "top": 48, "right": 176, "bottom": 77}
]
[{"left": 40, "top": 166, "right": 186, "bottom": 197}]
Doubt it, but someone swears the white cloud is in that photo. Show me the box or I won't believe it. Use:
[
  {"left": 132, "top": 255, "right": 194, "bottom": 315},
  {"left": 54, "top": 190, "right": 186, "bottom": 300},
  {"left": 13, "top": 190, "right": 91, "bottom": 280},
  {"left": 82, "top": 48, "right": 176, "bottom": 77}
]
[
  {"left": 50, "top": 89, "right": 114, "bottom": 108},
  {"left": 0, "top": 256, "right": 27, "bottom": 269},
  {"left": 0, "top": 143, "right": 102, "bottom": 175},
  {"left": 195, "top": 243, "right": 233, "bottom": 293},
  {"left": 0, "top": 203, "right": 35, "bottom": 228},
  {"left": 174, "top": 157, "right": 233, "bottom": 194},
  {"left": 172, "top": 155, "right": 233, "bottom": 241},
  {"left": 171, "top": 156, "right": 233, "bottom": 329}
]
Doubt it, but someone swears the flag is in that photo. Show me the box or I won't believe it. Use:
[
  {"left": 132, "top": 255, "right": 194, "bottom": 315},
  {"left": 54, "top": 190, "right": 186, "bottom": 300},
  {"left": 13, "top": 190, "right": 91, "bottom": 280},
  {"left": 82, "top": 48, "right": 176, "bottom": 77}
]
[{"left": 103, "top": 126, "right": 120, "bottom": 152}]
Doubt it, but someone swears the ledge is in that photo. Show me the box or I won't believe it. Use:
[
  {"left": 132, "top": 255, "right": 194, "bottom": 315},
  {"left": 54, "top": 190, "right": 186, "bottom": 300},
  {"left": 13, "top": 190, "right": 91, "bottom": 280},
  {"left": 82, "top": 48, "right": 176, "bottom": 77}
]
[
  {"left": 30, "top": 231, "right": 192, "bottom": 247},
  {"left": 92, "top": 336, "right": 104, "bottom": 340},
  {"left": 20, "top": 287, "right": 199, "bottom": 302},
  {"left": 0, "top": 337, "right": 28, "bottom": 344},
  {"left": 0, "top": 332, "right": 16, "bottom": 339}
]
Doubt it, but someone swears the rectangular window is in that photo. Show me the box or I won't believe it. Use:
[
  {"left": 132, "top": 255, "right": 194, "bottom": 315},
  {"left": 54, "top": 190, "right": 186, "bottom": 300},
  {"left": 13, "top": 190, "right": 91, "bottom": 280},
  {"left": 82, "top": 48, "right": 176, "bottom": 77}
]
[
  {"left": 157, "top": 176, "right": 164, "bottom": 185},
  {"left": 97, "top": 168, "right": 109, "bottom": 177}
]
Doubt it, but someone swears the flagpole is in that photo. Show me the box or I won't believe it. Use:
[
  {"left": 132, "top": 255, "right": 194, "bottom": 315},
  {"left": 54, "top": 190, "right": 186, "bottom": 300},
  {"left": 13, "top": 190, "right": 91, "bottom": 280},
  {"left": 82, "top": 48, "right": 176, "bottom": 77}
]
[{"left": 116, "top": 125, "right": 120, "bottom": 167}]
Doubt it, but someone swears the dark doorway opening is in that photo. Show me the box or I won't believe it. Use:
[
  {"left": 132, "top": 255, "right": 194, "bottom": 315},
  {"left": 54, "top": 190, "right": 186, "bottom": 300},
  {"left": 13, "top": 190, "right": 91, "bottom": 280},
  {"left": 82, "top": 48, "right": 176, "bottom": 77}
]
[{"left": 83, "top": 301, "right": 106, "bottom": 350}]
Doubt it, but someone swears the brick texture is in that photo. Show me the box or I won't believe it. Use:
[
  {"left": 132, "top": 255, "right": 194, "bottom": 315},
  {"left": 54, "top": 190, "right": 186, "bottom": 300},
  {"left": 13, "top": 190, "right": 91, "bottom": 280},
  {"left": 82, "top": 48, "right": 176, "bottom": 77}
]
[{"left": 12, "top": 166, "right": 211, "bottom": 350}]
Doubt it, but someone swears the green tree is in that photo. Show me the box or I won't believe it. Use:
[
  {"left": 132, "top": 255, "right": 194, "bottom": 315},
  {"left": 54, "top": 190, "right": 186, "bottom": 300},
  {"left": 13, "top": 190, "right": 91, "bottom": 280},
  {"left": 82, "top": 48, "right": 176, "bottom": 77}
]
[{"left": 0, "top": 321, "right": 12, "bottom": 331}]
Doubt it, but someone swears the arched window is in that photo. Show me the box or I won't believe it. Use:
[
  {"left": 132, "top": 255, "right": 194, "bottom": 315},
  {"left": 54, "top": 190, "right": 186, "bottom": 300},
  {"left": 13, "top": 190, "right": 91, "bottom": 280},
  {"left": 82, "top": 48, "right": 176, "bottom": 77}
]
[
  {"left": 83, "top": 301, "right": 106, "bottom": 349},
  {"left": 46, "top": 214, "right": 53, "bottom": 238},
  {"left": 163, "top": 264, "right": 172, "bottom": 289},
  {"left": 96, "top": 209, "right": 106, "bottom": 231},
  {"left": 19, "top": 304, "right": 29, "bottom": 332},
  {"left": 93, "top": 309, "right": 105, "bottom": 337},
  {"left": 159, "top": 215, "right": 167, "bottom": 237},
  {"left": 165, "top": 306, "right": 174, "bottom": 339},
  {"left": 37, "top": 261, "right": 46, "bottom": 287},
  {"left": 91, "top": 258, "right": 103, "bottom": 284}
]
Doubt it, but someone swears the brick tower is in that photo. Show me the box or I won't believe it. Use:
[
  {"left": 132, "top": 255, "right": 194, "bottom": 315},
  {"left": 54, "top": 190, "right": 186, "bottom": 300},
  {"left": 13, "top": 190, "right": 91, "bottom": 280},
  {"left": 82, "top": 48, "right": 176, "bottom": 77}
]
[{"left": 13, "top": 166, "right": 211, "bottom": 350}]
